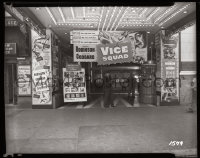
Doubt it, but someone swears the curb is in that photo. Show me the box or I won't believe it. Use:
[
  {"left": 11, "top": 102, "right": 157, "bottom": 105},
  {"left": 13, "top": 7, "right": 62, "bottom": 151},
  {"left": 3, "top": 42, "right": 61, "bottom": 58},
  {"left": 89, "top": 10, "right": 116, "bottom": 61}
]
[{"left": 153, "top": 148, "right": 197, "bottom": 157}]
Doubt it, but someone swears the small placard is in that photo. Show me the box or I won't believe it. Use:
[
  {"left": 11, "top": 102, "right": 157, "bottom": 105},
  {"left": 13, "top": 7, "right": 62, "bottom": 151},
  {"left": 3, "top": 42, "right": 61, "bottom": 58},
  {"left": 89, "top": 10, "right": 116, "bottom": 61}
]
[
  {"left": 5, "top": 43, "right": 16, "bottom": 55},
  {"left": 66, "top": 64, "right": 81, "bottom": 71}
]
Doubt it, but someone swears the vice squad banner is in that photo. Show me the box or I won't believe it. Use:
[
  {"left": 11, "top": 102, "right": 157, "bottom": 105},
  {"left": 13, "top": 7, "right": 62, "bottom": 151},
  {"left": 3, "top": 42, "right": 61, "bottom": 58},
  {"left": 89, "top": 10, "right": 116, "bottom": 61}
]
[{"left": 96, "top": 42, "right": 133, "bottom": 65}]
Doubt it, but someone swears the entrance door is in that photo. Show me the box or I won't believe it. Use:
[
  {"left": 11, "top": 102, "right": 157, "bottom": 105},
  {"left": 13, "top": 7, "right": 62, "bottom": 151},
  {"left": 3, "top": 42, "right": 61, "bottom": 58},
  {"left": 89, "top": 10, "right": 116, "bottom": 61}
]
[{"left": 4, "top": 63, "right": 17, "bottom": 104}]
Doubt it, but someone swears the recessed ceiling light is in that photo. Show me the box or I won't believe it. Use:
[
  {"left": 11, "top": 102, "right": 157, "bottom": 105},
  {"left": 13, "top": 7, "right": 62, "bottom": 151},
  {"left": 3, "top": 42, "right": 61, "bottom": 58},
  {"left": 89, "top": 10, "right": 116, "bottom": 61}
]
[
  {"left": 183, "top": 10, "right": 188, "bottom": 14},
  {"left": 91, "top": 8, "right": 96, "bottom": 12}
]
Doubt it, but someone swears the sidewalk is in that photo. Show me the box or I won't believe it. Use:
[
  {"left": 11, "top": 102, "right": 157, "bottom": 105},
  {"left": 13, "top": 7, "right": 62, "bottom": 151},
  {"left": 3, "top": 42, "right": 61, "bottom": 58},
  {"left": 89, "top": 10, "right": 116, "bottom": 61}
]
[{"left": 5, "top": 105, "right": 197, "bottom": 156}]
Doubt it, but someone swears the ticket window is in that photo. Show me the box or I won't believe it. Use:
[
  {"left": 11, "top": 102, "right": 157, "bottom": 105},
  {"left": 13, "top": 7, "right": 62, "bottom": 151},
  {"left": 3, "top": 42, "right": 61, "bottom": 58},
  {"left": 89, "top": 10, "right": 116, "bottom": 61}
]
[{"left": 4, "top": 63, "right": 17, "bottom": 104}]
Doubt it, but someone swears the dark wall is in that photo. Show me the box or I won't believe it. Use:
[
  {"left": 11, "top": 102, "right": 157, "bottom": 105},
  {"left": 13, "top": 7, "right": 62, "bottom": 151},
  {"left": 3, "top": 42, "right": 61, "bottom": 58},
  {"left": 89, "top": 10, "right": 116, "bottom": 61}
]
[{"left": 5, "top": 26, "right": 29, "bottom": 57}]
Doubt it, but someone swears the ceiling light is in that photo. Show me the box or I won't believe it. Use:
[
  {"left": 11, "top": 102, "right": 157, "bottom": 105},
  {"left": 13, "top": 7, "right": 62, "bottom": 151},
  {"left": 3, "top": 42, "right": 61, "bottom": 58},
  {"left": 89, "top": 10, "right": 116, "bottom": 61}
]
[
  {"left": 45, "top": 7, "right": 57, "bottom": 25},
  {"left": 183, "top": 10, "right": 188, "bottom": 14},
  {"left": 35, "top": 8, "right": 40, "bottom": 10},
  {"left": 147, "top": 32, "right": 150, "bottom": 33}
]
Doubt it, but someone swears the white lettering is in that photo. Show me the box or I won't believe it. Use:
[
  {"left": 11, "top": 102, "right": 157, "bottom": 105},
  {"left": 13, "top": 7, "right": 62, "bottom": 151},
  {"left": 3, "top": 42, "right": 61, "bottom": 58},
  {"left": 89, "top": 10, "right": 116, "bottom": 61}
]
[
  {"left": 109, "top": 48, "right": 114, "bottom": 55},
  {"left": 124, "top": 54, "right": 128, "bottom": 58},
  {"left": 118, "top": 55, "right": 123, "bottom": 59},
  {"left": 100, "top": 47, "right": 109, "bottom": 55},
  {"left": 103, "top": 57, "right": 107, "bottom": 61},
  {"left": 122, "top": 46, "right": 128, "bottom": 53},
  {"left": 114, "top": 47, "right": 121, "bottom": 54},
  {"left": 113, "top": 56, "right": 118, "bottom": 60},
  {"left": 108, "top": 56, "right": 113, "bottom": 61}
]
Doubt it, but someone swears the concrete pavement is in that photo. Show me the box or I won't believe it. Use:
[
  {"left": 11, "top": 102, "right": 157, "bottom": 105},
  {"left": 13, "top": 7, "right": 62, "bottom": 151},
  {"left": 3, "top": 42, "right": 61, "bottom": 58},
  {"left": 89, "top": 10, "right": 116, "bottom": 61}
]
[{"left": 5, "top": 105, "right": 197, "bottom": 156}]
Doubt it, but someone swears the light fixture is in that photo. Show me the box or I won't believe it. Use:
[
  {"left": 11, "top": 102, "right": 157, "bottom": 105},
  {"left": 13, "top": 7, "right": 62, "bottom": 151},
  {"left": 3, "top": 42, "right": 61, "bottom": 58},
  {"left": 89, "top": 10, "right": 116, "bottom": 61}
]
[
  {"left": 110, "top": 6, "right": 123, "bottom": 31},
  {"left": 146, "top": 7, "right": 160, "bottom": 21},
  {"left": 58, "top": 7, "right": 66, "bottom": 23},
  {"left": 91, "top": 8, "right": 96, "bottom": 12},
  {"left": 97, "top": 6, "right": 104, "bottom": 31},
  {"left": 106, "top": 6, "right": 117, "bottom": 31},
  {"left": 159, "top": 3, "right": 190, "bottom": 26},
  {"left": 183, "top": 10, "right": 188, "bottom": 14},
  {"left": 114, "top": 7, "right": 129, "bottom": 31},
  {"left": 45, "top": 7, "right": 57, "bottom": 25},
  {"left": 102, "top": 8, "right": 110, "bottom": 31},
  {"left": 35, "top": 7, "right": 40, "bottom": 10},
  {"left": 147, "top": 31, "right": 150, "bottom": 33}
]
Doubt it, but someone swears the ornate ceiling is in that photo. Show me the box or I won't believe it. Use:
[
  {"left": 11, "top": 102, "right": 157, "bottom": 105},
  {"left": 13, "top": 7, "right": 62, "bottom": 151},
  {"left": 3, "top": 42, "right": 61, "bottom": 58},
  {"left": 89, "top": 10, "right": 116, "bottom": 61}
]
[{"left": 17, "top": 2, "right": 196, "bottom": 44}]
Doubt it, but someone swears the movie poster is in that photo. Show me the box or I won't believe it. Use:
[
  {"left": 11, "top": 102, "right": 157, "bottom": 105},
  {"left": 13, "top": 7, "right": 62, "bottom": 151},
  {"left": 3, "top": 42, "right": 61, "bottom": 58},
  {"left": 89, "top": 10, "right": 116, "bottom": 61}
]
[
  {"left": 99, "top": 31, "right": 147, "bottom": 64},
  {"left": 17, "top": 65, "right": 31, "bottom": 95},
  {"left": 96, "top": 42, "right": 133, "bottom": 65},
  {"left": 63, "top": 68, "right": 87, "bottom": 102},
  {"left": 31, "top": 29, "right": 52, "bottom": 105},
  {"left": 160, "top": 33, "right": 179, "bottom": 103}
]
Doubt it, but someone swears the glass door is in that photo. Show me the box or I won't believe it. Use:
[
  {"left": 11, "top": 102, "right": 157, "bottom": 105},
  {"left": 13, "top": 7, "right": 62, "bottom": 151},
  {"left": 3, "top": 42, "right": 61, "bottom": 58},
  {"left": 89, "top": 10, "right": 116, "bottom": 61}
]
[{"left": 5, "top": 63, "right": 17, "bottom": 104}]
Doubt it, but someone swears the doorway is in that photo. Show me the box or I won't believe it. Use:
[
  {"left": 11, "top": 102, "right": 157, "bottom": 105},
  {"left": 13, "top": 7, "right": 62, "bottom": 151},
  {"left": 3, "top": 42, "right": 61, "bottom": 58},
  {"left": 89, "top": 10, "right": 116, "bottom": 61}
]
[{"left": 4, "top": 63, "right": 17, "bottom": 104}]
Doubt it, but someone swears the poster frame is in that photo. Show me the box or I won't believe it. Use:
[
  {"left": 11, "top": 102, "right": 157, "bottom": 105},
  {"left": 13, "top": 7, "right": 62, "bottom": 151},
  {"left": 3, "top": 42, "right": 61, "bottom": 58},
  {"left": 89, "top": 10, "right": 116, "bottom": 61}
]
[
  {"left": 31, "top": 29, "right": 53, "bottom": 107},
  {"left": 17, "top": 64, "right": 32, "bottom": 96}
]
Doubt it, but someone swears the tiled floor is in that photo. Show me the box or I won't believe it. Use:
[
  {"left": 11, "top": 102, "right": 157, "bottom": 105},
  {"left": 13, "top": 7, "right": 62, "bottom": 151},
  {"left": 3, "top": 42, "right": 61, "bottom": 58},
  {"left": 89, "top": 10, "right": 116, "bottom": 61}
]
[{"left": 5, "top": 105, "right": 197, "bottom": 156}]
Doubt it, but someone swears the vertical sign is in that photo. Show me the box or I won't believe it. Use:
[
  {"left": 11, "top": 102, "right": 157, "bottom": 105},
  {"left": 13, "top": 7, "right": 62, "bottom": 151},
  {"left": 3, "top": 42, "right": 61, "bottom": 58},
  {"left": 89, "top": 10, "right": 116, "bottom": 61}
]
[
  {"left": 63, "top": 68, "right": 87, "bottom": 102},
  {"left": 31, "top": 29, "right": 52, "bottom": 105},
  {"left": 160, "top": 32, "right": 179, "bottom": 104},
  {"left": 17, "top": 65, "right": 31, "bottom": 95}
]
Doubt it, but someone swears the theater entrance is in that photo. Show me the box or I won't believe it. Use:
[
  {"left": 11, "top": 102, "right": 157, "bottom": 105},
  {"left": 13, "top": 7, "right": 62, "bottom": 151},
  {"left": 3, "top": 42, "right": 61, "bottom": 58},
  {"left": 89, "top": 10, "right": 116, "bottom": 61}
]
[{"left": 88, "top": 66, "right": 141, "bottom": 108}]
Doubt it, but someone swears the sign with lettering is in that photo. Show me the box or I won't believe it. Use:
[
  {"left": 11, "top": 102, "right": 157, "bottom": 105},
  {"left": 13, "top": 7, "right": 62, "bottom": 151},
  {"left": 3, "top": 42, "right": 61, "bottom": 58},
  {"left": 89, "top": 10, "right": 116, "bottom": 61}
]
[
  {"left": 31, "top": 29, "right": 52, "bottom": 105},
  {"left": 5, "top": 18, "right": 18, "bottom": 26},
  {"left": 70, "top": 30, "right": 99, "bottom": 36},
  {"left": 96, "top": 42, "right": 132, "bottom": 65},
  {"left": 66, "top": 64, "right": 81, "bottom": 71},
  {"left": 5, "top": 43, "right": 16, "bottom": 55},
  {"left": 17, "top": 65, "right": 31, "bottom": 96},
  {"left": 73, "top": 45, "right": 97, "bottom": 62},
  {"left": 70, "top": 30, "right": 100, "bottom": 44},
  {"left": 99, "top": 31, "right": 147, "bottom": 64},
  {"left": 160, "top": 32, "right": 179, "bottom": 104}
]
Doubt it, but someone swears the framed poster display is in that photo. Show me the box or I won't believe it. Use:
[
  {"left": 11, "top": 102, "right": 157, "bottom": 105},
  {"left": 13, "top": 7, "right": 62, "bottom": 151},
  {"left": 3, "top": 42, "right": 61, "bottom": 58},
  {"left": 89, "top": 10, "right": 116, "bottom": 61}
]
[
  {"left": 63, "top": 68, "right": 87, "bottom": 102},
  {"left": 31, "top": 29, "right": 52, "bottom": 105},
  {"left": 17, "top": 65, "right": 31, "bottom": 96}
]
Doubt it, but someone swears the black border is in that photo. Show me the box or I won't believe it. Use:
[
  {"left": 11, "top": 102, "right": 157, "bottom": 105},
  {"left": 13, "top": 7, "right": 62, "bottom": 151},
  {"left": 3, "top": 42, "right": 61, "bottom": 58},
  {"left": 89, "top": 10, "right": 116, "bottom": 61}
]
[{"left": 1, "top": 1, "right": 199, "bottom": 158}]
